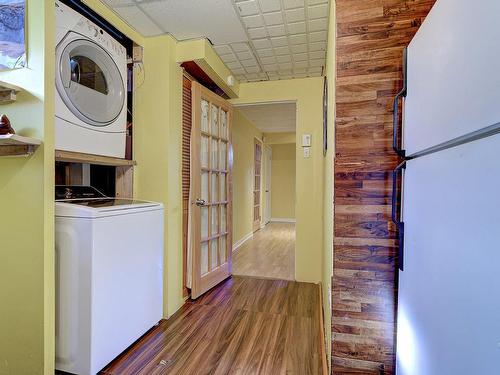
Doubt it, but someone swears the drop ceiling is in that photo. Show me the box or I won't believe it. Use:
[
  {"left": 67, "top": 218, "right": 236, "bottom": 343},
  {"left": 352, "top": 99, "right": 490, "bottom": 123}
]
[
  {"left": 102, "top": 0, "right": 330, "bottom": 83},
  {"left": 236, "top": 102, "right": 296, "bottom": 132}
]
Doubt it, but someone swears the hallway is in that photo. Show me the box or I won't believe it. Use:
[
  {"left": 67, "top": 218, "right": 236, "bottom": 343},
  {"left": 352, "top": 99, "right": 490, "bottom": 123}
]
[
  {"left": 233, "top": 223, "right": 295, "bottom": 281},
  {"left": 101, "top": 277, "right": 324, "bottom": 375}
]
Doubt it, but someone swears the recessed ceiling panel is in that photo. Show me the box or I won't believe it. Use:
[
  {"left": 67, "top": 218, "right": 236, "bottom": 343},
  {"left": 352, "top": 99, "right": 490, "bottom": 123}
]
[
  {"left": 139, "top": 0, "right": 248, "bottom": 44},
  {"left": 237, "top": 102, "right": 297, "bottom": 133}
]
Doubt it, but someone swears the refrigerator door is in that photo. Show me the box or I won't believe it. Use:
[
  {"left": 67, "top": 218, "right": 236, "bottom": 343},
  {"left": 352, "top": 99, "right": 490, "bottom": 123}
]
[
  {"left": 404, "top": 0, "right": 500, "bottom": 156},
  {"left": 397, "top": 134, "right": 500, "bottom": 375}
]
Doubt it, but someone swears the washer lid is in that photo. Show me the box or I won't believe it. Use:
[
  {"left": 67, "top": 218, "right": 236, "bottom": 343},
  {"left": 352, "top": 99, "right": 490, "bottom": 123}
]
[
  {"left": 56, "top": 33, "right": 125, "bottom": 127},
  {"left": 55, "top": 199, "right": 164, "bottom": 218}
]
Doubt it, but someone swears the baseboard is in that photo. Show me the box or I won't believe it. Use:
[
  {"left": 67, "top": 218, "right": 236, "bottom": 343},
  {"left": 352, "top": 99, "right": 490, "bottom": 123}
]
[
  {"left": 232, "top": 231, "right": 253, "bottom": 252},
  {"left": 270, "top": 217, "right": 296, "bottom": 223}
]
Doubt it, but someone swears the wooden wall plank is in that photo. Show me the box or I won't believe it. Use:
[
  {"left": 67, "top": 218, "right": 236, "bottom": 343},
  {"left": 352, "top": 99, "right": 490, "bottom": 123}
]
[{"left": 333, "top": 0, "right": 436, "bottom": 373}]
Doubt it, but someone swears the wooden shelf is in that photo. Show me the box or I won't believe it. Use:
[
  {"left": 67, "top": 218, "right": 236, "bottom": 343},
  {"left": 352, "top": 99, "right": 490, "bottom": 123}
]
[
  {"left": 0, "top": 80, "right": 22, "bottom": 104},
  {"left": 0, "top": 133, "right": 41, "bottom": 156},
  {"left": 55, "top": 150, "right": 136, "bottom": 167}
]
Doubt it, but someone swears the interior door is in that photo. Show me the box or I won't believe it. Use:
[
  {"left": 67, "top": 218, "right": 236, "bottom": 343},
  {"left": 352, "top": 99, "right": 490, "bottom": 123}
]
[
  {"left": 190, "top": 82, "right": 233, "bottom": 299},
  {"left": 264, "top": 145, "right": 272, "bottom": 225},
  {"left": 253, "top": 139, "right": 262, "bottom": 232}
]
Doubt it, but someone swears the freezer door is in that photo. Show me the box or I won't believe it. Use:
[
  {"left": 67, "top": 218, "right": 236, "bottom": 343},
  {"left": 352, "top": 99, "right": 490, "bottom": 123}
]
[
  {"left": 397, "top": 134, "right": 500, "bottom": 375},
  {"left": 404, "top": 0, "right": 500, "bottom": 155}
]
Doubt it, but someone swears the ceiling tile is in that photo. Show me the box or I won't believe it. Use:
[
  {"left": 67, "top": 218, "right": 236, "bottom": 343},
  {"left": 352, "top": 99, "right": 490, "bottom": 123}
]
[
  {"left": 263, "top": 12, "right": 284, "bottom": 26},
  {"left": 278, "top": 62, "right": 293, "bottom": 70},
  {"left": 276, "top": 55, "right": 292, "bottom": 63},
  {"left": 308, "top": 17, "right": 328, "bottom": 32},
  {"left": 257, "top": 48, "right": 274, "bottom": 57},
  {"left": 293, "top": 60, "right": 309, "bottom": 68},
  {"left": 309, "top": 30, "right": 327, "bottom": 42},
  {"left": 237, "top": 51, "right": 254, "bottom": 60},
  {"left": 289, "top": 34, "right": 307, "bottom": 45},
  {"left": 260, "top": 56, "right": 277, "bottom": 65},
  {"left": 290, "top": 44, "right": 307, "bottom": 53},
  {"left": 226, "top": 61, "right": 243, "bottom": 69},
  {"left": 308, "top": 3, "right": 329, "bottom": 19},
  {"left": 308, "top": 0, "right": 328, "bottom": 4},
  {"left": 274, "top": 46, "right": 291, "bottom": 55},
  {"left": 103, "top": 0, "right": 134, "bottom": 6},
  {"left": 309, "top": 50, "right": 325, "bottom": 59},
  {"left": 309, "top": 59, "right": 324, "bottom": 67},
  {"left": 267, "top": 24, "right": 286, "bottom": 37},
  {"left": 285, "top": 8, "right": 305, "bottom": 23},
  {"left": 242, "top": 14, "right": 265, "bottom": 28},
  {"left": 231, "top": 42, "right": 250, "bottom": 52},
  {"left": 235, "top": 0, "right": 260, "bottom": 16},
  {"left": 308, "top": 66, "right": 323, "bottom": 74},
  {"left": 271, "top": 36, "right": 288, "bottom": 47},
  {"left": 241, "top": 58, "right": 259, "bottom": 67},
  {"left": 283, "top": 0, "right": 304, "bottom": 10},
  {"left": 253, "top": 38, "right": 272, "bottom": 49},
  {"left": 248, "top": 27, "right": 268, "bottom": 39},
  {"left": 293, "top": 52, "right": 308, "bottom": 61},
  {"left": 294, "top": 72, "right": 308, "bottom": 78},
  {"left": 245, "top": 65, "right": 261, "bottom": 73},
  {"left": 246, "top": 73, "right": 259, "bottom": 79},
  {"left": 232, "top": 67, "right": 246, "bottom": 75},
  {"left": 221, "top": 53, "right": 238, "bottom": 62},
  {"left": 287, "top": 21, "right": 306, "bottom": 34},
  {"left": 263, "top": 63, "right": 278, "bottom": 71},
  {"left": 214, "top": 45, "right": 233, "bottom": 55},
  {"left": 309, "top": 41, "right": 327, "bottom": 51},
  {"left": 258, "top": 0, "right": 281, "bottom": 13},
  {"left": 113, "top": 5, "right": 163, "bottom": 36}
]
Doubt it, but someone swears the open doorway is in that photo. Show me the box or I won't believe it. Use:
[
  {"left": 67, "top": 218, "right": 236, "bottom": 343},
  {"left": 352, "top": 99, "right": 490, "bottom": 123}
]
[{"left": 231, "top": 102, "right": 297, "bottom": 281}]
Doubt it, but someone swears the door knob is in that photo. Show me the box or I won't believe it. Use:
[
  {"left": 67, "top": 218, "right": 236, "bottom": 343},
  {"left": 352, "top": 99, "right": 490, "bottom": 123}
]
[{"left": 195, "top": 198, "right": 206, "bottom": 207}]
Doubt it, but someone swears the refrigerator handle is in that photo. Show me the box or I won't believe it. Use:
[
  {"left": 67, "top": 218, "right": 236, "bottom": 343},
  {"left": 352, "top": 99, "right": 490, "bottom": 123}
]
[
  {"left": 392, "top": 161, "right": 406, "bottom": 271},
  {"left": 393, "top": 47, "right": 408, "bottom": 158}
]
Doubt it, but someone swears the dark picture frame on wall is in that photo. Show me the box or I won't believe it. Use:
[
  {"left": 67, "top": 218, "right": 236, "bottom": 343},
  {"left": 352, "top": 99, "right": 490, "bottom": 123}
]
[
  {"left": 0, "top": 0, "right": 26, "bottom": 70},
  {"left": 323, "top": 76, "right": 328, "bottom": 156}
]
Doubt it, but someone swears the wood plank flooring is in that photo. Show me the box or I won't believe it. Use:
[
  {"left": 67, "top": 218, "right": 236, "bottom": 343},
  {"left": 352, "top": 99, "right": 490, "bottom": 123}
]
[
  {"left": 233, "top": 222, "right": 295, "bottom": 280},
  {"left": 333, "top": 1, "right": 436, "bottom": 374},
  {"left": 100, "top": 276, "right": 322, "bottom": 375}
]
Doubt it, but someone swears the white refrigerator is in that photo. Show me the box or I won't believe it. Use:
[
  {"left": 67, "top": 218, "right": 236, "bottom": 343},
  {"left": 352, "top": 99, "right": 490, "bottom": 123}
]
[{"left": 394, "top": 0, "right": 500, "bottom": 374}]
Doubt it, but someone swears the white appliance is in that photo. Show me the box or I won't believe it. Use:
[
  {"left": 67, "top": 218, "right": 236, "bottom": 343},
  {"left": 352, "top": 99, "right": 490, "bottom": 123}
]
[
  {"left": 55, "top": 186, "right": 164, "bottom": 375},
  {"left": 394, "top": 0, "right": 500, "bottom": 374},
  {"left": 55, "top": 0, "right": 127, "bottom": 158}
]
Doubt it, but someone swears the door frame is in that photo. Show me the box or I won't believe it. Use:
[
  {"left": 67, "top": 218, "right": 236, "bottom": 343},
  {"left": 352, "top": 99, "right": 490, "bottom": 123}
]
[
  {"left": 253, "top": 137, "right": 263, "bottom": 232},
  {"left": 263, "top": 144, "right": 272, "bottom": 226}
]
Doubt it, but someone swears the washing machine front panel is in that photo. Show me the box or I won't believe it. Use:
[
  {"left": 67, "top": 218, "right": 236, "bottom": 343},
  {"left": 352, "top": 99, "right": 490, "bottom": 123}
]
[{"left": 57, "top": 34, "right": 125, "bottom": 128}]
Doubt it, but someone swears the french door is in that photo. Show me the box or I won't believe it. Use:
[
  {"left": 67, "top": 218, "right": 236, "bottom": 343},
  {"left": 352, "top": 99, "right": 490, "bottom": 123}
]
[
  {"left": 190, "top": 82, "right": 233, "bottom": 299},
  {"left": 253, "top": 139, "right": 262, "bottom": 232}
]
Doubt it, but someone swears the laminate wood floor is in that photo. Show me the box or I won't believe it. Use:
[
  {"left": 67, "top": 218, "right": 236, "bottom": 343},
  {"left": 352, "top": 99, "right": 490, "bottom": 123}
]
[
  {"left": 233, "top": 222, "right": 295, "bottom": 281},
  {"left": 100, "top": 276, "right": 323, "bottom": 375}
]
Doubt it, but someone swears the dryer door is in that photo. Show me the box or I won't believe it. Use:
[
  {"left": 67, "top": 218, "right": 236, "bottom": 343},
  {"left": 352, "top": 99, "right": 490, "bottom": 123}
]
[{"left": 56, "top": 34, "right": 125, "bottom": 129}]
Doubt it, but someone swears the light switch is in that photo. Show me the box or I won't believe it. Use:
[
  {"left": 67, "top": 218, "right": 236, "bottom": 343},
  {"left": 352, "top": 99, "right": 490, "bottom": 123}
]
[
  {"left": 302, "top": 134, "right": 311, "bottom": 147},
  {"left": 303, "top": 147, "right": 311, "bottom": 158}
]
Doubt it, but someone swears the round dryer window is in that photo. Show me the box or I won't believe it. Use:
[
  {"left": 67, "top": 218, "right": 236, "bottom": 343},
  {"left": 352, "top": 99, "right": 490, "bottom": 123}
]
[{"left": 56, "top": 36, "right": 125, "bottom": 127}]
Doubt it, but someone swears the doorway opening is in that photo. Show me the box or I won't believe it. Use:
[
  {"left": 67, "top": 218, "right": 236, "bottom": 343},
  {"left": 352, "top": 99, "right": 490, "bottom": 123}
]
[{"left": 231, "top": 102, "right": 297, "bottom": 281}]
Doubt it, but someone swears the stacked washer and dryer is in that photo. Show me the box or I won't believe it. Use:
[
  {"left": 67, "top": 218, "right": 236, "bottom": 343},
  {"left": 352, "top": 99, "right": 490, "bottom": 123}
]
[{"left": 54, "top": 2, "right": 164, "bottom": 375}]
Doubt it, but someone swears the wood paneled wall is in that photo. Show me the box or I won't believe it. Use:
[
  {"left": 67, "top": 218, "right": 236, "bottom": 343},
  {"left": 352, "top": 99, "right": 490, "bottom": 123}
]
[{"left": 333, "top": 1, "right": 435, "bottom": 373}]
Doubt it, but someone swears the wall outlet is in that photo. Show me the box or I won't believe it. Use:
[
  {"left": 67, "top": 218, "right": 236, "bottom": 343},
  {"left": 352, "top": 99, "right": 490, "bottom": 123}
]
[
  {"left": 303, "top": 147, "right": 311, "bottom": 158},
  {"left": 302, "top": 134, "right": 311, "bottom": 147}
]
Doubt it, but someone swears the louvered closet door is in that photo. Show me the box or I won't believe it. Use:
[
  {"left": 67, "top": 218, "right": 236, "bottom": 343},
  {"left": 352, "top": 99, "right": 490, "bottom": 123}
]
[{"left": 190, "top": 82, "right": 233, "bottom": 299}]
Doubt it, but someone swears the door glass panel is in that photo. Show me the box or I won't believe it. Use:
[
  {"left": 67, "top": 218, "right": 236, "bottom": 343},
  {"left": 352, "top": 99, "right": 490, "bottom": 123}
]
[
  {"left": 201, "top": 172, "right": 209, "bottom": 202},
  {"left": 201, "top": 242, "right": 209, "bottom": 275},
  {"left": 210, "top": 240, "right": 218, "bottom": 270},
  {"left": 211, "top": 173, "right": 218, "bottom": 203},
  {"left": 201, "top": 100, "right": 209, "bottom": 133},
  {"left": 211, "top": 105, "right": 219, "bottom": 136},
  {"left": 220, "top": 110, "right": 227, "bottom": 140},
  {"left": 201, "top": 207, "right": 209, "bottom": 239},
  {"left": 211, "top": 206, "right": 218, "bottom": 236},
  {"left": 221, "top": 205, "right": 227, "bottom": 233},
  {"left": 219, "top": 235, "right": 227, "bottom": 264},
  {"left": 220, "top": 174, "right": 226, "bottom": 202},
  {"left": 220, "top": 141, "right": 227, "bottom": 171},
  {"left": 211, "top": 139, "right": 218, "bottom": 170},
  {"left": 201, "top": 136, "right": 209, "bottom": 168}
]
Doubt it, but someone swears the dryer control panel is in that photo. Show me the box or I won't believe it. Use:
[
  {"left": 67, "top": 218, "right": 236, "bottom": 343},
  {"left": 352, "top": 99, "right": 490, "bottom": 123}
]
[{"left": 55, "top": 185, "right": 106, "bottom": 200}]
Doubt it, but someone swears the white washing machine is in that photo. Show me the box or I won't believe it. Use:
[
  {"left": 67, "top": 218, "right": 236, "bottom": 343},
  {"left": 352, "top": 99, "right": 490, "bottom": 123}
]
[
  {"left": 55, "top": 186, "right": 164, "bottom": 375},
  {"left": 55, "top": 0, "right": 127, "bottom": 158}
]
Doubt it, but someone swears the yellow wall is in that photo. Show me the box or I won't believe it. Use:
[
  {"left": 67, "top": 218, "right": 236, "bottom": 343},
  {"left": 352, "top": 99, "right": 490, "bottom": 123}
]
[
  {"left": 0, "top": 1, "right": 55, "bottom": 374},
  {"left": 323, "top": 0, "right": 336, "bottom": 368},
  {"left": 231, "top": 109, "right": 262, "bottom": 244},
  {"left": 264, "top": 131, "right": 296, "bottom": 145},
  {"left": 230, "top": 77, "right": 324, "bottom": 283},
  {"left": 270, "top": 143, "right": 296, "bottom": 220}
]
